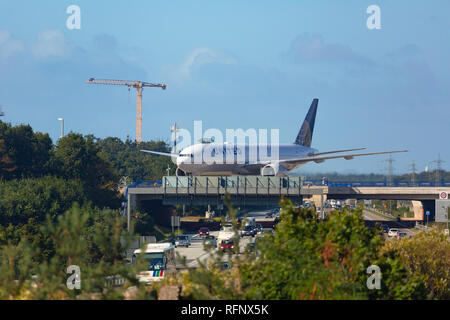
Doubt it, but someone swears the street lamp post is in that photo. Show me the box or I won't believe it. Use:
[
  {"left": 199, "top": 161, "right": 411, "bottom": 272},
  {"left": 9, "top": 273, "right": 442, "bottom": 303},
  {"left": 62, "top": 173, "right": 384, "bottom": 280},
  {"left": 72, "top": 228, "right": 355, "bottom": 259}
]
[
  {"left": 170, "top": 122, "right": 180, "bottom": 154},
  {"left": 58, "top": 118, "right": 64, "bottom": 138}
]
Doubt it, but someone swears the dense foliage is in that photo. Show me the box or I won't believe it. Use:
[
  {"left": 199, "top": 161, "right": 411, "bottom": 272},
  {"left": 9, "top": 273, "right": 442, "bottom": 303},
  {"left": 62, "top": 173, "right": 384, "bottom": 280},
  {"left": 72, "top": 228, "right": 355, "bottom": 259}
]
[
  {"left": 0, "top": 205, "right": 153, "bottom": 299},
  {"left": 0, "top": 120, "right": 172, "bottom": 271},
  {"left": 97, "top": 137, "right": 175, "bottom": 182},
  {"left": 1, "top": 120, "right": 448, "bottom": 300},
  {"left": 173, "top": 199, "right": 445, "bottom": 300}
]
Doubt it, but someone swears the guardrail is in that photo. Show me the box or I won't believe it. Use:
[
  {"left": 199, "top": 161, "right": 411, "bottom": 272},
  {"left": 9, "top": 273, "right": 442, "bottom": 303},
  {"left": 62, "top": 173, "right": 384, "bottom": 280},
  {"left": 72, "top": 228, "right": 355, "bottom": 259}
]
[
  {"left": 415, "top": 222, "right": 430, "bottom": 231},
  {"left": 305, "top": 180, "right": 450, "bottom": 187}
]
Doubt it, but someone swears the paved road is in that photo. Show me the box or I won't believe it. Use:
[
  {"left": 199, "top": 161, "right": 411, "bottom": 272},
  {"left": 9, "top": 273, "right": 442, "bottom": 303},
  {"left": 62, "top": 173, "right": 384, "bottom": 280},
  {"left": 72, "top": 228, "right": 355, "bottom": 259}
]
[
  {"left": 362, "top": 209, "right": 417, "bottom": 238},
  {"left": 175, "top": 209, "right": 273, "bottom": 268},
  {"left": 174, "top": 207, "right": 420, "bottom": 269},
  {"left": 175, "top": 231, "right": 255, "bottom": 268}
]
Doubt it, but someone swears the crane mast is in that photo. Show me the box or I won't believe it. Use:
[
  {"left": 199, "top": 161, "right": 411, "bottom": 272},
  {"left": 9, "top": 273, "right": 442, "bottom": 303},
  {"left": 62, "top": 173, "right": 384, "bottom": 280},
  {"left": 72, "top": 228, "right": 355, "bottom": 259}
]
[{"left": 86, "top": 78, "right": 166, "bottom": 143}]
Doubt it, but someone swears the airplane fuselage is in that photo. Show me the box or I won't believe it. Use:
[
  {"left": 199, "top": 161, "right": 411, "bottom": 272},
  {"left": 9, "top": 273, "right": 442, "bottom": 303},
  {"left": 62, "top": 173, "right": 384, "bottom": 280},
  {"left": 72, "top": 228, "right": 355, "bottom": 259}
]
[
  {"left": 141, "top": 99, "right": 406, "bottom": 177},
  {"left": 175, "top": 143, "right": 318, "bottom": 176}
]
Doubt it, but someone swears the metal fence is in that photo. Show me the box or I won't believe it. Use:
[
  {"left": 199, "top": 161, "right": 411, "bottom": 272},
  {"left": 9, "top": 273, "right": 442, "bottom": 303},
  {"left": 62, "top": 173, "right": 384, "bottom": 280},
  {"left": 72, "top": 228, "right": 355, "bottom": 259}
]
[
  {"left": 162, "top": 175, "right": 304, "bottom": 190},
  {"left": 130, "top": 178, "right": 450, "bottom": 189},
  {"left": 304, "top": 180, "right": 450, "bottom": 188}
]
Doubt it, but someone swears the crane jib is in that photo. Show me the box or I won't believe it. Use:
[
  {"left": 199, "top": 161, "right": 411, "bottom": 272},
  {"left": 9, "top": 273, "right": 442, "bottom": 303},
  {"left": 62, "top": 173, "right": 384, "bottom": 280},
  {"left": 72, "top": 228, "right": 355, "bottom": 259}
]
[{"left": 85, "top": 78, "right": 167, "bottom": 143}]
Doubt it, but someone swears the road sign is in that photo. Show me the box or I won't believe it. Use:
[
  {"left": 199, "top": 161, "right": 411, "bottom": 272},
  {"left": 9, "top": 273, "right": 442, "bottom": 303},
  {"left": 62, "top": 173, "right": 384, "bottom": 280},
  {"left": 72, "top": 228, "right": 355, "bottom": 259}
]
[
  {"left": 425, "top": 211, "right": 430, "bottom": 216},
  {"left": 439, "top": 191, "right": 448, "bottom": 200},
  {"left": 171, "top": 216, "right": 180, "bottom": 227}
]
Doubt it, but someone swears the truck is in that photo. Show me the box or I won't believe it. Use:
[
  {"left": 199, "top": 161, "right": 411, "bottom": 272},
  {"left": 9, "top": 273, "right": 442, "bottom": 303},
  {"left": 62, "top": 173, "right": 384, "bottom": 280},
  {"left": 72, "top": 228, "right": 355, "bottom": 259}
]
[{"left": 217, "top": 230, "right": 235, "bottom": 249}]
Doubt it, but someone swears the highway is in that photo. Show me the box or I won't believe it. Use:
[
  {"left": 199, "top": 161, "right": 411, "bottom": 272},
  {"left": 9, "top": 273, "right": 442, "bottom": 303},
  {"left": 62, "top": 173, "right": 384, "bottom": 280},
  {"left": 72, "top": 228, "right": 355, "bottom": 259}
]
[
  {"left": 175, "top": 231, "right": 255, "bottom": 269},
  {"left": 362, "top": 209, "right": 417, "bottom": 238},
  {"left": 174, "top": 210, "right": 270, "bottom": 268},
  {"left": 174, "top": 207, "right": 418, "bottom": 270}
]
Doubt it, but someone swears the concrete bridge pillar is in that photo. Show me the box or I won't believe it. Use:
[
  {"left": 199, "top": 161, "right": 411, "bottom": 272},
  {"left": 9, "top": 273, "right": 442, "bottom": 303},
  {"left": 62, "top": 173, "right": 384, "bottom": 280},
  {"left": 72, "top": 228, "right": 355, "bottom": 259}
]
[
  {"left": 411, "top": 200, "right": 436, "bottom": 221},
  {"left": 312, "top": 194, "right": 327, "bottom": 216},
  {"left": 411, "top": 200, "right": 424, "bottom": 220}
]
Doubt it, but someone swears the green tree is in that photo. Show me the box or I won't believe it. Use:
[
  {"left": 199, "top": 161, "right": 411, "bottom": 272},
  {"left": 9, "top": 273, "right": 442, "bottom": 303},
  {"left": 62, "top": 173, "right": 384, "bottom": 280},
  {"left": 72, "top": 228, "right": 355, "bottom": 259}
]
[
  {"left": 55, "top": 133, "right": 120, "bottom": 209},
  {"left": 97, "top": 137, "right": 175, "bottom": 182},
  {"left": 0, "top": 121, "right": 53, "bottom": 179},
  {"left": 382, "top": 230, "right": 450, "bottom": 299},
  {"left": 0, "top": 204, "right": 153, "bottom": 300},
  {"left": 176, "top": 198, "right": 426, "bottom": 300},
  {"left": 0, "top": 176, "right": 85, "bottom": 226}
]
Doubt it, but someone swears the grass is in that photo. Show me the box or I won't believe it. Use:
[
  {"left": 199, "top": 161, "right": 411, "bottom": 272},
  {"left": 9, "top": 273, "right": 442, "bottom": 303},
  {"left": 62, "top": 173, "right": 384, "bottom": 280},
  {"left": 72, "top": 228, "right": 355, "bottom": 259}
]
[
  {"left": 364, "top": 208, "right": 396, "bottom": 221},
  {"left": 180, "top": 216, "right": 221, "bottom": 222}
]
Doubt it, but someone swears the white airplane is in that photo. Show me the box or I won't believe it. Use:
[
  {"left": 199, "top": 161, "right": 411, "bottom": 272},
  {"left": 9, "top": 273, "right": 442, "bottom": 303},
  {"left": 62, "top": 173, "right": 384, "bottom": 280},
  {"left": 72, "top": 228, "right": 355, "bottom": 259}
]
[{"left": 141, "top": 99, "right": 407, "bottom": 176}]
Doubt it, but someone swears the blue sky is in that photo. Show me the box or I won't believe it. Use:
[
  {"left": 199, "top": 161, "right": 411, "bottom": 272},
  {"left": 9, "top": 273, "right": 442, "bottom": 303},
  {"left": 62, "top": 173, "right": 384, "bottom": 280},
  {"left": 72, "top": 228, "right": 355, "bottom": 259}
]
[{"left": 0, "top": 0, "right": 449, "bottom": 174}]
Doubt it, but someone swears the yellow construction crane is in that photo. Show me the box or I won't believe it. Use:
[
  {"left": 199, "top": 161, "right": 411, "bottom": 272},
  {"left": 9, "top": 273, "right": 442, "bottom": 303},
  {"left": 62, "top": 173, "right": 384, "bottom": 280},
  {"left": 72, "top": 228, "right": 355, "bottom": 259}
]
[{"left": 86, "top": 78, "right": 166, "bottom": 143}]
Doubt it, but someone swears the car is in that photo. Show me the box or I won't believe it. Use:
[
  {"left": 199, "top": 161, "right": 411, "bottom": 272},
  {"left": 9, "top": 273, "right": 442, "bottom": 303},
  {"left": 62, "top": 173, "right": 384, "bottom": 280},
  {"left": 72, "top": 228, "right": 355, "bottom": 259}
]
[
  {"left": 388, "top": 228, "right": 399, "bottom": 237},
  {"left": 212, "top": 261, "right": 232, "bottom": 270},
  {"left": 397, "top": 231, "right": 408, "bottom": 239},
  {"left": 266, "top": 208, "right": 279, "bottom": 217},
  {"left": 258, "top": 228, "right": 275, "bottom": 237},
  {"left": 203, "top": 235, "right": 217, "bottom": 247},
  {"left": 174, "top": 235, "right": 191, "bottom": 248},
  {"left": 220, "top": 239, "right": 235, "bottom": 253},
  {"left": 303, "top": 202, "right": 312, "bottom": 208},
  {"left": 253, "top": 223, "right": 263, "bottom": 233},
  {"left": 240, "top": 225, "right": 256, "bottom": 237},
  {"left": 220, "top": 223, "right": 233, "bottom": 232},
  {"left": 199, "top": 227, "right": 210, "bottom": 236},
  {"left": 379, "top": 224, "right": 389, "bottom": 233}
]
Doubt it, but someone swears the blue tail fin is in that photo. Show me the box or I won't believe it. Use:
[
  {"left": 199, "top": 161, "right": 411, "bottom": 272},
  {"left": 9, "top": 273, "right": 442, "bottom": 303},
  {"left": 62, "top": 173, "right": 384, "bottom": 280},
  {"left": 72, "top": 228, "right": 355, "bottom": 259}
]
[{"left": 294, "top": 99, "right": 318, "bottom": 147}]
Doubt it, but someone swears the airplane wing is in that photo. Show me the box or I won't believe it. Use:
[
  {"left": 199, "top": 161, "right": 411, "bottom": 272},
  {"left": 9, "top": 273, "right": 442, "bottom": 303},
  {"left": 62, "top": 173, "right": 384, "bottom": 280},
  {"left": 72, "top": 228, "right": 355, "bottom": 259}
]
[
  {"left": 277, "top": 150, "right": 408, "bottom": 167},
  {"left": 140, "top": 150, "right": 178, "bottom": 157},
  {"left": 309, "top": 147, "right": 366, "bottom": 156}
]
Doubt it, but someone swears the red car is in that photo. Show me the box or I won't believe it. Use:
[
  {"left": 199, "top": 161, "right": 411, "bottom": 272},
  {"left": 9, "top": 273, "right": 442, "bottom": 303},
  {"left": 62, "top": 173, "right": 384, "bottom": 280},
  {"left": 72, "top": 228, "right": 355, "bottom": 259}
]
[
  {"left": 220, "top": 239, "right": 234, "bottom": 252},
  {"left": 199, "top": 227, "right": 210, "bottom": 236}
]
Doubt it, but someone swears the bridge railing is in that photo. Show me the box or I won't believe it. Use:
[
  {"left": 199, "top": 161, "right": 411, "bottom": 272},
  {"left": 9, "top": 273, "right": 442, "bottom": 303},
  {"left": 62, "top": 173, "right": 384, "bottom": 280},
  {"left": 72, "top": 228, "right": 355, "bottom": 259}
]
[
  {"left": 304, "top": 180, "right": 450, "bottom": 187},
  {"left": 161, "top": 176, "right": 305, "bottom": 190}
]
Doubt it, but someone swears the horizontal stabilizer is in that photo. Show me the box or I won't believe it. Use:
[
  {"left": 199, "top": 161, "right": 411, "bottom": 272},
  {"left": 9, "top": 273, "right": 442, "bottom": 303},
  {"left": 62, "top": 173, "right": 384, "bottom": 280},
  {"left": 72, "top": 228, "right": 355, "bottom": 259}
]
[
  {"left": 278, "top": 150, "right": 408, "bottom": 166},
  {"left": 140, "top": 150, "right": 178, "bottom": 157}
]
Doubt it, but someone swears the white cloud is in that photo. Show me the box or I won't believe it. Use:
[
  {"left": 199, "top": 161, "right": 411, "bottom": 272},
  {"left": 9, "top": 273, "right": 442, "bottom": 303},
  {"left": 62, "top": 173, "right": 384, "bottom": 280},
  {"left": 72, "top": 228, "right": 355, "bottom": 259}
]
[
  {"left": 166, "top": 47, "right": 238, "bottom": 84},
  {"left": 287, "top": 33, "right": 374, "bottom": 66},
  {"left": 0, "top": 30, "right": 24, "bottom": 59},
  {"left": 32, "top": 30, "right": 70, "bottom": 58}
]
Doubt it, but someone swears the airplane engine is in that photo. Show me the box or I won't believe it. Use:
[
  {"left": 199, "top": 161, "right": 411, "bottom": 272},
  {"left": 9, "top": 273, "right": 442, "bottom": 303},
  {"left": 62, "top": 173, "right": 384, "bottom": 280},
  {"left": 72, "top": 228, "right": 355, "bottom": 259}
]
[
  {"left": 176, "top": 167, "right": 186, "bottom": 176},
  {"left": 260, "top": 163, "right": 288, "bottom": 177}
]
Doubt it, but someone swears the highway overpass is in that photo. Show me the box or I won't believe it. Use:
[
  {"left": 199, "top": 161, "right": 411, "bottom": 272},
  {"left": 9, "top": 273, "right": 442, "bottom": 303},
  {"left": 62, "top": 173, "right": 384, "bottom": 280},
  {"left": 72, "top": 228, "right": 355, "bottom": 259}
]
[{"left": 125, "top": 176, "right": 449, "bottom": 230}]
